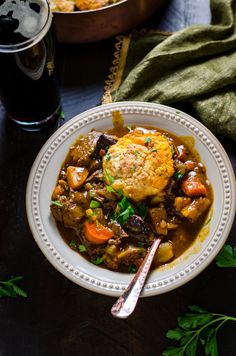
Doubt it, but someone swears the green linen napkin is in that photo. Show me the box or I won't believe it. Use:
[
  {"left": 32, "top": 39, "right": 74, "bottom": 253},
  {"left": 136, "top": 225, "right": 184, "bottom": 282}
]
[{"left": 103, "top": 0, "right": 236, "bottom": 141}]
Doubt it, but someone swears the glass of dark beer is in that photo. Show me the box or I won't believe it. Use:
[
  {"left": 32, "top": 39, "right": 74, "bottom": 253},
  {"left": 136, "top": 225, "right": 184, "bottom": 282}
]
[{"left": 0, "top": 0, "right": 61, "bottom": 131}]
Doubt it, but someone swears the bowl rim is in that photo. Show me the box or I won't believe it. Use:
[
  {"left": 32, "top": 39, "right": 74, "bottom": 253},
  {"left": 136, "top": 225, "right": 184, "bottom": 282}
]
[
  {"left": 26, "top": 101, "right": 236, "bottom": 297},
  {"left": 52, "top": 0, "right": 128, "bottom": 15}
]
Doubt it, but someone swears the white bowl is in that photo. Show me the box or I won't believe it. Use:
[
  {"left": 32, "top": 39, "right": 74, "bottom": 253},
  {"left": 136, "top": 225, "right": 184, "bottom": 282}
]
[{"left": 26, "top": 101, "right": 236, "bottom": 297}]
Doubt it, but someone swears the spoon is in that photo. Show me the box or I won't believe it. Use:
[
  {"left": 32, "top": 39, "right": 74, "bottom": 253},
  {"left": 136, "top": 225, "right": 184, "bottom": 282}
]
[{"left": 111, "top": 237, "right": 162, "bottom": 319}]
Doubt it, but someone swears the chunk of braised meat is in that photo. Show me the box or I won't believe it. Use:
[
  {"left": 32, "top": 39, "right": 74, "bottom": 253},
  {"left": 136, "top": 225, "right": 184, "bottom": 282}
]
[
  {"left": 107, "top": 221, "right": 128, "bottom": 245},
  {"left": 184, "top": 160, "right": 196, "bottom": 172},
  {"left": 51, "top": 183, "right": 65, "bottom": 201},
  {"left": 51, "top": 201, "right": 85, "bottom": 229},
  {"left": 174, "top": 159, "right": 186, "bottom": 177},
  {"left": 103, "top": 201, "right": 118, "bottom": 219},
  {"left": 91, "top": 133, "right": 118, "bottom": 159},
  {"left": 95, "top": 187, "right": 117, "bottom": 201},
  {"left": 77, "top": 227, "right": 106, "bottom": 257},
  {"left": 176, "top": 144, "right": 189, "bottom": 161},
  {"left": 68, "top": 131, "right": 102, "bottom": 166},
  {"left": 89, "top": 159, "right": 102, "bottom": 173},
  {"left": 72, "top": 191, "right": 90, "bottom": 206},
  {"left": 86, "top": 169, "right": 103, "bottom": 183},
  {"left": 179, "top": 197, "right": 211, "bottom": 222},
  {"left": 149, "top": 206, "right": 168, "bottom": 235},
  {"left": 174, "top": 197, "right": 192, "bottom": 211},
  {"left": 117, "top": 246, "right": 146, "bottom": 269},
  {"left": 103, "top": 242, "right": 147, "bottom": 270},
  {"left": 103, "top": 245, "right": 119, "bottom": 270},
  {"left": 124, "top": 215, "right": 150, "bottom": 242}
]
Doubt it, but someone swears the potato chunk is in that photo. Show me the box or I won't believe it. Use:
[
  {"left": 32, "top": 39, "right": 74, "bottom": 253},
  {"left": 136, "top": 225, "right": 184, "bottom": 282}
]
[
  {"left": 66, "top": 166, "right": 89, "bottom": 189},
  {"left": 180, "top": 197, "right": 211, "bottom": 222},
  {"left": 154, "top": 242, "right": 174, "bottom": 264}
]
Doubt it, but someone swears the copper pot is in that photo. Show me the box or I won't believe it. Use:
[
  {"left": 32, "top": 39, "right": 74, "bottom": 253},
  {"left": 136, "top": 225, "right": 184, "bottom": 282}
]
[{"left": 53, "top": 0, "right": 165, "bottom": 43}]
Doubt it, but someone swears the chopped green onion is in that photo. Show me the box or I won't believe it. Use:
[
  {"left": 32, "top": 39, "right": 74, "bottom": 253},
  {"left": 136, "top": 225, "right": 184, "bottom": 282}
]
[
  {"left": 90, "top": 200, "right": 101, "bottom": 208},
  {"left": 138, "top": 204, "right": 148, "bottom": 219},
  {"left": 106, "top": 185, "right": 116, "bottom": 193},
  {"left": 51, "top": 200, "right": 63, "bottom": 207},
  {"left": 144, "top": 137, "right": 151, "bottom": 144},
  {"left": 105, "top": 152, "right": 111, "bottom": 161},
  {"left": 103, "top": 171, "right": 115, "bottom": 184},
  {"left": 134, "top": 150, "right": 140, "bottom": 158}
]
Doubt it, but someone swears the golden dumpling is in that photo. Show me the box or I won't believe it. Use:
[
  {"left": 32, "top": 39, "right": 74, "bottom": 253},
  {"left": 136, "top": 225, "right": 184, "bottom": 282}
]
[{"left": 103, "top": 129, "right": 174, "bottom": 202}]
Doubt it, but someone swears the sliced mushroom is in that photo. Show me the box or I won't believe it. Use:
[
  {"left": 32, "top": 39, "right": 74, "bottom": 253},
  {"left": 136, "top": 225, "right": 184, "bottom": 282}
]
[{"left": 124, "top": 215, "right": 150, "bottom": 242}]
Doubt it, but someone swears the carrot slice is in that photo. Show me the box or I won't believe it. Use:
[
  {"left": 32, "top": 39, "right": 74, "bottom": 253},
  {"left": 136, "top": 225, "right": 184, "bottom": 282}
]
[
  {"left": 83, "top": 221, "right": 114, "bottom": 245},
  {"left": 182, "top": 176, "right": 207, "bottom": 197}
]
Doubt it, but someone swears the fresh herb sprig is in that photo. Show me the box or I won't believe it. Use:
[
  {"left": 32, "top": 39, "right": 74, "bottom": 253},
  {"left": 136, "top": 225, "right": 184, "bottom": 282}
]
[
  {"left": 114, "top": 196, "right": 135, "bottom": 225},
  {"left": 215, "top": 244, "right": 236, "bottom": 268},
  {"left": 0, "top": 276, "right": 27, "bottom": 298},
  {"left": 163, "top": 305, "right": 236, "bottom": 356}
]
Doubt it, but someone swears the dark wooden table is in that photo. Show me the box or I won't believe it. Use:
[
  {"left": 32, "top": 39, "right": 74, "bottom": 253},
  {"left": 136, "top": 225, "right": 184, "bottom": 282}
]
[{"left": 0, "top": 1, "right": 236, "bottom": 355}]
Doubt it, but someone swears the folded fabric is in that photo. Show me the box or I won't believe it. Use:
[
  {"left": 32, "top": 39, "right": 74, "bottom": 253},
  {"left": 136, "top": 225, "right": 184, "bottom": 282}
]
[{"left": 103, "top": 0, "right": 236, "bottom": 141}]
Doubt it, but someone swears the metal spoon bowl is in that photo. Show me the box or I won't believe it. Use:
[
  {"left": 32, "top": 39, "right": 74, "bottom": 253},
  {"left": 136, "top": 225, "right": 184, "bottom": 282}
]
[{"left": 111, "top": 237, "right": 162, "bottom": 319}]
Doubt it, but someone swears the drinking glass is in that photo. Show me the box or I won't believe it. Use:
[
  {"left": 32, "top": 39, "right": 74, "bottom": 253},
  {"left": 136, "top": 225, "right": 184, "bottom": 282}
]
[{"left": 0, "top": 0, "right": 61, "bottom": 131}]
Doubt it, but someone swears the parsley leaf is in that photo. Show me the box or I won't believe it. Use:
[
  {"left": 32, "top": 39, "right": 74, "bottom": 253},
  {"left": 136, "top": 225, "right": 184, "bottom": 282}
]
[
  {"left": 215, "top": 244, "right": 236, "bottom": 268},
  {"left": 115, "top": 196, "right": 135, "bottom": 225},
  {"left": 128, "top": 264, "right": 136, "bottom": 273},
  {"left": 69, "top": 240, "right": 77, "bottom": 249},
  {"left": 138, "top": 204, "right": 148, "bottom": 219},
  {"left": 163, "top": 305, "right": 236, "bottom": 356},
  {"left": 0, "top": 276, "right": 27, "bottom": 298},
  {"left": 59, "top": 110, "right": 65, "bottom": 120},
  {"left": 117, "top": 189, "right": 123, "bottom": 196},
  {"left": 78, "top": 244, "right": 86, "bottom": 252},
  {"left": 91, "top": 256, "right": 104, "bottom": 265}
]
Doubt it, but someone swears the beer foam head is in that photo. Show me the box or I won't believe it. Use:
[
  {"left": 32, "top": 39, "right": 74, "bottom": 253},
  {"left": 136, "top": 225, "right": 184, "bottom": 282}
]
[{"left": 0, "top": 0, "right": 49, "bottom": 40}]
